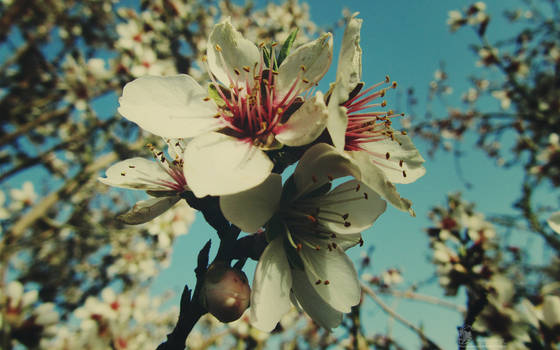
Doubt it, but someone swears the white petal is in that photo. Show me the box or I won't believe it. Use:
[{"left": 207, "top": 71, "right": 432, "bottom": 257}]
[
  {"left": 294, "top": 143, "right": 360, "bottom": 194},
  {"left": 118, "top": 75, "right": 220, "bottom": 138},
  {"left": 184, "top": 132, "right": 273, "bottom": 197},
  {"left": 275, "top": 91, "right": 328, "bottom": 147},
  {"left": 291, "top": 269, "right": 343, "bottom": 329},
  {"left": 99, "top": 157, "right": 177, "bottom": 191},
  {"left": 250, "top": 237, "right": 292, "bottom": 332},
  {"left": 336, "top": 14, "right": 362, "bottom": 95},
  {"left": 348, "top": 151, "right": 415, "bottom": 216},
  {"left": 207, "top": 19, "right": 260, "bottom": 86},
  {"left": 326, "top": 101, "right": 348, "bottom": 152},
  {"left": 543, "top": 295, "right": 560, "bottom": 328},
  {"left": 547, "top": 211, "right": 560, "bottom": 234},
  {"left": 359, "top": 133, "right": 426, "bottom": 184},
  {"left": 300, "top": 246, "right": 361, "bottom": 313},
  {"left": 320, "top": 180, "right": 386, "bottom": 234},
  {"left": 118, "top": 197, "right": 180, "bottom": 225},
  {"left": 220, "top": 174, "right": 282, "bottom": 233},
  {"left": 277, "top": 33, "right": 333, "bottom": 96}
]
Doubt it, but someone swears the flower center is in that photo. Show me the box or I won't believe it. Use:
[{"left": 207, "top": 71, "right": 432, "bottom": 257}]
[
  {"left": 281, "top": 176, "right": 367, "bottom": 251},
  {"left": 343, "top": 76, "right": 402, "bottom": 151},
  {"left": 341, "top": 77, "right": 411, "bottom": 178},
  {"left": 145, "top": 141, "right": 187, "bottom": 192},
  {"left": 206, "top": 44, "right": 309, "bottom": 148}
]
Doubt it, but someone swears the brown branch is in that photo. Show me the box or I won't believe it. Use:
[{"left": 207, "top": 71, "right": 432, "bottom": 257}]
[{"left": 361, "top": 283, "right": 444, "bottom": 350}]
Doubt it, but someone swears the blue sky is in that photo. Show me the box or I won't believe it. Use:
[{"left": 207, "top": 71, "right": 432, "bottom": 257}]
[
  {"left": 0, "top": 0, "right": 540, "bottom": 348},
  {"left": 149, "top": 1, "right": 542, "bottom": 348}
]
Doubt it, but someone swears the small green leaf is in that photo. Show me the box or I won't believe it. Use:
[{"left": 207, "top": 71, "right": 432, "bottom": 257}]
[
  {"left": 262, "top": 46, "right": 272, "bottom": 68},
  {"left": 277, "top": 29, "right": 299, "bottom": 66},
  {"left": 208, "top": 84, "right": 226, "bottom": 108}
]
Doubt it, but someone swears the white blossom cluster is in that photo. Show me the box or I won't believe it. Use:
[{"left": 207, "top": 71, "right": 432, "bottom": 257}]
[
  {"left": 40, "top": 287, "right": 178, "bottom": 350},
  {"left": 101, "top": 14, "right": 426, "bottom": 332}
]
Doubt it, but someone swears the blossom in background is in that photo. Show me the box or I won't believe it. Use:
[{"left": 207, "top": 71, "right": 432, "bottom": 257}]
[
  {"left": 548, "top": 211, "right": 560, "bottom": 234},
  {"left": 10, "top": 181, "right": 37, "bottom": 210},
  {"left": 220, "top": 143, "right": 386, "bottom": 331},
  {"left": 99, "top": 139, "right": 189, "bottom": 224},
  {"left": 118, "top": 18, "right": 333, "bottom": 197},
  {"left": 325, "top": 14, "right": 425, "bottom": 215}
]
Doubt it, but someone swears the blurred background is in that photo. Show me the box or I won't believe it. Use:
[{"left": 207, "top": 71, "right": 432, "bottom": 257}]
[{"left": 1, "top": 0, "right": 559, "bottom": 349}]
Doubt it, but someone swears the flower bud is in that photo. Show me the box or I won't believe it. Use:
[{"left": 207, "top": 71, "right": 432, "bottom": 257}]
[{"left": 202, "top": 263, "right": 250, "bottom": 323}]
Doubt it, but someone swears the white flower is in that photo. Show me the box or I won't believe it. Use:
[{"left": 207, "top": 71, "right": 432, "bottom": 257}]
[
  {"left": 10, "top": 181, "right": 37, "bottom": 209},
  {"left": 220, "top": 143, "right": 387, "bottom": 331},
  {"left": 0, "top": 190, "right": 10, "bottom": 219},
  {"left": 447, "top": 10, "right": 465, "bottom": 32},
  {"left": 99, "top": 139, "right": 188, "bottom": 224},
  {"left": 548, "top": 211, "right": 560, "bottom": 234},
  {"left": 118, "top": 19, "right": 333, "bottom": 197},
  {"left": 324, "top": 15, "right": 425, "bottom": 215},
  {"left": 492, "top": 90, "right": 511, "bottom": 110}
]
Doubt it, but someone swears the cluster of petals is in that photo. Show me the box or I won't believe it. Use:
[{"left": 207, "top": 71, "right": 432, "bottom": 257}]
[
  {"left": 221, "top": 143, "right": 387, "bottom": 330},
  {"left": 325, "top": 14, "right": 425, "bottom": 216},
  {"left": 117, "top": 18, "right": 333, "bottom": 198},
  {"left": 99, "top": 139, "right": 189, "bottom": 224}
]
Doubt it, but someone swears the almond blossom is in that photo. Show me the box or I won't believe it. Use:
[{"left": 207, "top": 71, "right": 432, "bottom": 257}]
[
  {"left": 220, "top": 143, "right": 387, "bottom": 331},
  {"left": 99, "top": 139, "right": 188, "bottom": 224},
  {"left": 325, "top": 15, "right": 426, "bottom": 215},
  {"left": 118, "top": 19, "right": 333, "bottom": 197}
]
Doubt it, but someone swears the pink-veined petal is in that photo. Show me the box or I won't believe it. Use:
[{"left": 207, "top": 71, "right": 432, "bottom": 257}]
[
  {"left": 220, "top": 174, "right": 282, "bottom": 233},
  {"left": 118, "top": 75, "right": 220, "bottom": 138},
  {"left": 184, "top": 132, "right": 273, "bottom": 197}
]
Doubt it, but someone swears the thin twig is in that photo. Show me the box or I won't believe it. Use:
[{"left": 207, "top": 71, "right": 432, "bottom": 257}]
[
  {"left": 361, "top": 283, "right": 444, "bottom": 350},
  {"left": 380, "top": 289, "right": 466, "bottom": 313}
]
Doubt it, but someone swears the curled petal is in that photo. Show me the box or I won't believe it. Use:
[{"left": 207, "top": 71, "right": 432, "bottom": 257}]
[
  {"left": 547, "top": 211, "right": 560, "bottom": 234},
  {"left": 117, "top": 197, "right": 180, "bottom": 225},
  {"left": 220, "top": 174, "right": 282, "bottom": 233},
  {"left": 294, "top": 143, "right": 360, "bottom": 195},
  {"left": 320, "top": 180, "right": 386, "bottom": 234},
  {"left": 250, "top": 237, "right": 293, "bottom": 332},
  {"left": 300, "top": 246, "right": 361, "bottom": 313},
  {"left": 326, "top": 102, "right": 348, "bottom": 152},
  {"left": 118, "top": 75, "right": 220, "bottom": 138},
  {"left": 277, "top": 33, "right": 333, "bottom": 96},
  {"left": 99, "top": 157, "right": 179, "bottom": 191},
  {"left": 275, "top": 92, "right": 329, "bottom": 147},
  {"left": 349, "top": 151, "right": 415, "bottom": 216},
  {"left": 335, "top": 13, "right": 362, "bottom": 97},
  {"left": 359, "top": 133, "right": 426, "bottom": 184},
  {"left": 207, "top": 19, "right": 261, "bottom": 86},
  {"left": 184, "top": 132, "right": 273, "bottom": 197},
  {"left": 291, "top": 269, "right": 342, "bottom": 329}
]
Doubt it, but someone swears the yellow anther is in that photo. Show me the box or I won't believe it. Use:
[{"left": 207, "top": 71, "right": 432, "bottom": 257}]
[{"left": 215, "top": 44, "right": 222, "bottom": 51}]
